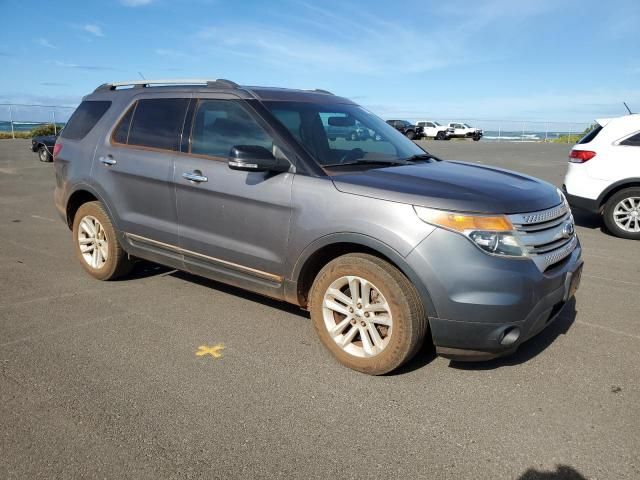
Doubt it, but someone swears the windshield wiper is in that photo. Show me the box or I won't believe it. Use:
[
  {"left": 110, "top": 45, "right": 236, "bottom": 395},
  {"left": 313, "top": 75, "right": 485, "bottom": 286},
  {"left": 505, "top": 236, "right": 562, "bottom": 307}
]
[
  {"left": 402, "top": 153, "right": 435, "bottom": 162},
  {"left": 323, "top": 159, "right": 411, "bottom": 168}
]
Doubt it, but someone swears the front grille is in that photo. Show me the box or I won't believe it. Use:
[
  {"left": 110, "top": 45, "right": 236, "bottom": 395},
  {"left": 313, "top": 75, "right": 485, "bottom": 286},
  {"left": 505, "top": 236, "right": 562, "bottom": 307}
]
[{"left": 508, "top": 201, "right": 578, "bottom": 272}]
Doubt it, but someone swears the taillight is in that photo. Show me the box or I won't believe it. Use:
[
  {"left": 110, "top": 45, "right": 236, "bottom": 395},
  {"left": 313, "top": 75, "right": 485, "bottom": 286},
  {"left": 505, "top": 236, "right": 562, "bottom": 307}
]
[
  {"left": 53, "top": 143, "right": 62, "bottom": 158},
  {"left": 569, "top": 150, "right": 596, "bottom": 163}
]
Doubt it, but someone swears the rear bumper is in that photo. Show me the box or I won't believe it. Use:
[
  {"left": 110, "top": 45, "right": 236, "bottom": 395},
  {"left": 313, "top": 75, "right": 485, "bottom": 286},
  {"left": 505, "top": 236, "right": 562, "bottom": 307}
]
[
  {"left": 563, "top": 187, "right": 600, "bottom": 214},
  {"left": 406, "top": 228, "right": 583, "bottom": 360}
]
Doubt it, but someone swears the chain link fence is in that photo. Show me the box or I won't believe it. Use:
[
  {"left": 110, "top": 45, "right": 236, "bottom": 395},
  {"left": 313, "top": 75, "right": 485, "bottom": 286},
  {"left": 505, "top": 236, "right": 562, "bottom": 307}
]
[{"left": 1, "top": 103, "right": 592, "bottom": 143}]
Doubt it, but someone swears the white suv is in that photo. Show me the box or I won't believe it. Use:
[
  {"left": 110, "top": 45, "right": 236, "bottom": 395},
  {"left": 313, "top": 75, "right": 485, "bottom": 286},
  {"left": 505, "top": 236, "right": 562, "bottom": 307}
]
[
  {"left": 416, "top": 121, "right": 450, "bottom": 140},
  {"left": 563, "top": 114, "right": 640, "bottom": 239}
]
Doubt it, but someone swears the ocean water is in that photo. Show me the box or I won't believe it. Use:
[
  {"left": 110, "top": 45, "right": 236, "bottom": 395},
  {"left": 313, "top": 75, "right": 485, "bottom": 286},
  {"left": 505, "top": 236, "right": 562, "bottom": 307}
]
[
  {"left": 481, "top": 130, "right": 582, "bottom": 142},
  {"left": 0, "top": 121, "right": 65, "bottom": 133}
]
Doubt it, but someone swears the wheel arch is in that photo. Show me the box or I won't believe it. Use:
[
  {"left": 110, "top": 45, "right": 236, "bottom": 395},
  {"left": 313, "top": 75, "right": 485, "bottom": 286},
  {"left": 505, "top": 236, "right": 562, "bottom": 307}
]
[
  {"left": 64, "top": 185, "right": 117, "bottom": 231},
  {"left": 288, "top": 233, "right": 438, "bottom": 318},
  {"left": 597, "top": 178, "right": 640, "bottom": 210}
]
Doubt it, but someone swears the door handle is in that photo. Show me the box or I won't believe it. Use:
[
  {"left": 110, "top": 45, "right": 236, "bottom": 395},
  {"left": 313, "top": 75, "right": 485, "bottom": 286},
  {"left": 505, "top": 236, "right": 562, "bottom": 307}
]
[
  {"left": 99, "top": 155, "right": 116, "bottom": 166},
  {"left": 182, "top": 171, "right": 208, "bottom": 183}
]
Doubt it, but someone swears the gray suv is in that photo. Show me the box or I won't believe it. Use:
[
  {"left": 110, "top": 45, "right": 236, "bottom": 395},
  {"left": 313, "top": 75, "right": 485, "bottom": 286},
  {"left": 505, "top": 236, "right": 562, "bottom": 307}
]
[{"left": 53, "top": 79, "right": 583, "bottom": 375}]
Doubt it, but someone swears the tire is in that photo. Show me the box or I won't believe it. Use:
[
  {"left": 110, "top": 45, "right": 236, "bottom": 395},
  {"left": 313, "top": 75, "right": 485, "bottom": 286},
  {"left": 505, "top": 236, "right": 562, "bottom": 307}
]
[
  {"left": 309, "top": 253, "right": 428, "bottom": 375},
  {"left": 405, "top": 130, "right": 416, "bottom": 140},
  {"left": 38, "top": 146, "right": 51, "bottom": 162},
  {"left": 72, "top": 201, "right": 133, "bottom": 280},
  {"left": 473, "top": 134, "right": 481, "bottom": 141},
  {"left": 602, "top": 188, "right": 640, "bottom": 240},
  {"left": 436, "top": 131, "right": 445, "bottom": 140}
]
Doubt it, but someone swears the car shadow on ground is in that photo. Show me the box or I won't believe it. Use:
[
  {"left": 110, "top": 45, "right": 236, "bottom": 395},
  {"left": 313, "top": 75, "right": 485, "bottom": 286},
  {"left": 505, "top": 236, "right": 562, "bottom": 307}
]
[
  {"left": 517, "top": 465, "right": 588, "bottom": 479},
  {"left": 572, "top": 209, "right": 601, "bottom": 230},
  {"left": 448, "top": 298, "right": 578, "bottom": 371}
]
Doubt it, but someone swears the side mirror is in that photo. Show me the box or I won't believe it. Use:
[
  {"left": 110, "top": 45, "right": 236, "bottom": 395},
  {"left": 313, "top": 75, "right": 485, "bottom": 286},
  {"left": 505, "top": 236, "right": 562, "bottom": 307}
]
[{"left": 228, "top": 145, "right": 285, "bottom": 172}]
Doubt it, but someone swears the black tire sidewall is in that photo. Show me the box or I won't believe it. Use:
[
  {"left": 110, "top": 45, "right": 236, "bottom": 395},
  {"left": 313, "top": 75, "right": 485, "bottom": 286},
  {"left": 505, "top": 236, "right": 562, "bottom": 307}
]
[
  {"left": 38, "top": 147, "right": 50, "bottom": 162},
  {"left": 72, "top": 202, "right": 123, "bottom": 280},
  {"left": 603, "top": 188, "right": 640, "bottom": 240},
  {"left": 309, "top": 254, "right": 424, "bottom": 375}
]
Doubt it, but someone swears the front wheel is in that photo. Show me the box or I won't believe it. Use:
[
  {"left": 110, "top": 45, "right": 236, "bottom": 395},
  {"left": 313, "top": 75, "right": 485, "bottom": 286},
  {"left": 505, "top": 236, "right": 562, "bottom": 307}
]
[
  {"left": 38, "top": 146, "right": 51, "bottom": 162},
  {"left": 472, "top": 134, "right": 481, "bottom": 141},
  {"left": 72, "top": 201, "right": 133, "bottom": 280},
  {"left": 309, "top": 253, "right": 428, "bottom": 375},
  {"left": 435, "top": 131, "right": 446, "bottom": 140},
  {"left": 405, "top": 130, "right": 416, "bottom": 140},
  {"left": 603, "top": 188, "right": 640, "bottom": 239}
]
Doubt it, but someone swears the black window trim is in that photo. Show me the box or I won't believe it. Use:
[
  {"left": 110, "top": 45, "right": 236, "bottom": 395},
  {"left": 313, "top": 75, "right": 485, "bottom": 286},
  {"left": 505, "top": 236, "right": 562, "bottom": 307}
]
[{"left": 618, "top": 130, "right": 640, "bottom": 147}]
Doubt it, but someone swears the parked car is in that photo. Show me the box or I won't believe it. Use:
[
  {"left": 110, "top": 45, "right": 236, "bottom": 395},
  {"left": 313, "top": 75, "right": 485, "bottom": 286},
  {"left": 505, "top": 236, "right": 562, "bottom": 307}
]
[
  {"left": 416, "top": 121, "right": 450, "bottom": 140},
  {"left": 563, "top": 114, "right": 640, "bottom": 239},
  {"left": 31, "top": 133, "right": 58, "bottom": 162},
  {"left": 447, "top": 122, "right": 483, "bottom": 141},
  {"left": 54, "top": 79, "right": 582, "bottom": 375},
  {"left": 386, "top": 119, "right": 423, "bottom": 140}
]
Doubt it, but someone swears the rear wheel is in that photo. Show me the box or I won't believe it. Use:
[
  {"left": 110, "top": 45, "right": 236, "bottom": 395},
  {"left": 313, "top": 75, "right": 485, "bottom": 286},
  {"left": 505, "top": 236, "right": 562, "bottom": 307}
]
[
  {"left": 603, "top": 188, "right": 640, "bottom": 240},
  {"left": 405, "top": 130, "right": 416, "bottom": 140},
  {"left": 38, "top": 146, "right": 51, "bottom": 162},
  {"left": 72, "top": 201, "right": 133, "bottom": 280},
  {"left": 309, "top": 253, "right": 428, "bottom": 375},
  {"left": 436, "top": 131, "right": 446, "bottom": 140}
]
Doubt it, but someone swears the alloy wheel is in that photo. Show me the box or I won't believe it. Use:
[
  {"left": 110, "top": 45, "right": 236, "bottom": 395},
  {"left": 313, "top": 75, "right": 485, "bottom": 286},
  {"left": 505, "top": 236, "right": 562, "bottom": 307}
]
[
  {"left": 613, "top": 196, "right": 640, "bottom": 232},
  {"left": 322, "top": 275, "right": 393, "bottom": 358},
  {"left": 77, "top": 215, "right": 109, "bottom": 269}
]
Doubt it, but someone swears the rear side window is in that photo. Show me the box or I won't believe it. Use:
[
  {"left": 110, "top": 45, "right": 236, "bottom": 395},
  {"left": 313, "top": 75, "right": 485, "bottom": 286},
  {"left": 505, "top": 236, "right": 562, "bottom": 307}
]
[
  {"left": 577, "top": 125, "right": 603, "bottom": 144},
  {"left": 621, "top": 132, "right": 640, "bottom": 146},
  {"left": 61, "top": 100, "right": 111, "bottom": 140},
  {"left": 127, "top": 98, "right": 189, "bottom": 151}
]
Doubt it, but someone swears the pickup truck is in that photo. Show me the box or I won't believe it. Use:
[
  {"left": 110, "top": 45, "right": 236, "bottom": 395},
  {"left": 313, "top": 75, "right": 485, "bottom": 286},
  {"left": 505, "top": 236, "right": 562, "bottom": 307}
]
[
  {"left": 416, "top": 121, "right": 450, "bottom": 140},
  {"left": 386, "top": 120, "right": 423, "bottom": 140},
  {"left": 31, "top": 134, "right": 57, "bottom": 162},
  {"left": 447, "top": 122, "right": 483, "bottom": 141}
]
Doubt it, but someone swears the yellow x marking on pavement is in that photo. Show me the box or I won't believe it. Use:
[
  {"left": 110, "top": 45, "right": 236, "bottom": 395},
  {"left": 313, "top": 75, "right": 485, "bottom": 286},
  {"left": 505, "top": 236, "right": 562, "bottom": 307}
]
[{"left": 196, "top": 344, "right": 225, "bottom": 359}]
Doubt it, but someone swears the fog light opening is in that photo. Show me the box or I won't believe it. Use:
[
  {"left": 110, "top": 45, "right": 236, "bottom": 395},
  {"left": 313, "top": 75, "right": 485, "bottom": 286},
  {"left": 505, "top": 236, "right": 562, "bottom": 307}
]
[{"left": 499, "top": 327, "right": 521, "bottom": 346}]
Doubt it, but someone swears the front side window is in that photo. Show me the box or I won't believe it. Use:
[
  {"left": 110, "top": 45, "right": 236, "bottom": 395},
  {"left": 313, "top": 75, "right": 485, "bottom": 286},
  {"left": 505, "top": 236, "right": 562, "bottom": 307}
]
[
  {"left": 190, "top": 100, "right": 274, "bottom": 158},
  {"left": 61, "top": 100, "right": 111, "bottom": 140},
  {"left": 125, "top": 98, "right": 189, "bottom": 151},
  {"left": 266, "top": 101, "right": 426, "bottom": 167}
]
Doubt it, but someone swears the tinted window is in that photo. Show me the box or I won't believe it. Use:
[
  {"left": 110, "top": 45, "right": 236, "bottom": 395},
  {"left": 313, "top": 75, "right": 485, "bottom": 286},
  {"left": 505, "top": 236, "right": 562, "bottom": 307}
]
[
  {"left": 577, "top": 125, "right": 603, "bottom": 145},
  {"left": 60, "top": 100, "right": 111, "bottom": 140},
  {"left": 191, "top": 100, "right": 274, "bottom": 157},
  {"left": 112, "top": 104, "right": 135, "bottom": 144},
  {"left": 128, "top": 98, "right": 189, "bottom": 151},
  {"left": 621, "top": 132, "right": 640, "bottom": 146}
]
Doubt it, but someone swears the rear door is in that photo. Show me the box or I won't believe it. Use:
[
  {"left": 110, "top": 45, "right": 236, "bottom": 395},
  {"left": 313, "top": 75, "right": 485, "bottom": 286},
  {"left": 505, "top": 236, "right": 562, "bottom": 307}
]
[
  {"left": 173, "top": 97, "right": 294, "bottom": 295},
  {"left": 92, "top": 95, "right": 189, "bottom": 253}
]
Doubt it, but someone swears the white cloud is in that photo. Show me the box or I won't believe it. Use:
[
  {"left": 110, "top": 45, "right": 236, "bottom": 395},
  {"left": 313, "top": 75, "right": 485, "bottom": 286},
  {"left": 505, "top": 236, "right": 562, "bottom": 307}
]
[
  {"left": 155, "top": 48, "right": 192, "bottom": 59},
  {"left": 120, "top": 0, "right": 153, "bottom": 6},
  {"left": 36, "top": 38, "right": 57, "bottom": 49},
  {"left": 54, "top": 60, "right": 114, "bottom": 71},
  {"left": 83, "top": 24, "right": 104, "bottom": 37}
]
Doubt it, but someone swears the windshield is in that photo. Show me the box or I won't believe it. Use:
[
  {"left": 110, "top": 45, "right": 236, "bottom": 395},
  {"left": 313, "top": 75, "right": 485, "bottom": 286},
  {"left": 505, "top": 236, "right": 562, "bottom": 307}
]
[
  {"left": 463, "top": 123, "right": 472, "bottom": 128},
  {"left": 434, "top": 122, "right": 442, "bottom": 126},
  {"left": 264, "top": 101, "right": 426, "bottom": 166}
]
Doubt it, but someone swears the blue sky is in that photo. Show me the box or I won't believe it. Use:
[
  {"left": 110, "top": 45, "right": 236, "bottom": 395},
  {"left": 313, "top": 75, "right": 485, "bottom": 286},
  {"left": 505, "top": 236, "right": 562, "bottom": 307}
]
[{"left": 1, "top": 0, "right": 639, "bottom": 125}]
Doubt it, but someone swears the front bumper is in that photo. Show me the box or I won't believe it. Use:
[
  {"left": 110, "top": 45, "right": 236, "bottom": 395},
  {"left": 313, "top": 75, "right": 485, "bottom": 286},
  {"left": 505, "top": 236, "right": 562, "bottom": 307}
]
[{"left": 406, "top": 228, "right": 583, "bottom": 360}]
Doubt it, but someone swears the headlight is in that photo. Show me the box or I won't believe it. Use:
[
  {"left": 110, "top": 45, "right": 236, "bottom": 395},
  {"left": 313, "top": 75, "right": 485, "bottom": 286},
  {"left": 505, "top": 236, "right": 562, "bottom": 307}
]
[{"left": 414, "top": 206, "right": 526, "bottom": 257}]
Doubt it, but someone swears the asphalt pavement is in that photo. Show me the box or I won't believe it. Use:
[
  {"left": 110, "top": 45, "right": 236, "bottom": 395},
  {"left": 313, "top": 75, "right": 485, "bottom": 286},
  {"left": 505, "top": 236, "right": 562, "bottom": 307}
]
[{"left": 1, "top": 139, "right": 638, "bottom": 479}]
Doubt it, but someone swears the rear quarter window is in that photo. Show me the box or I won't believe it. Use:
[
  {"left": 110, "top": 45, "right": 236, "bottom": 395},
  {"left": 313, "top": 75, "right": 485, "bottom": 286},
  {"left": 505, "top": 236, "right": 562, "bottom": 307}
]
[
  {"left": 60, "top": 100, "right": 111, "bottom": 140},
  {"left": 620, "top": 132, "right": 640, "bottom": 146}
]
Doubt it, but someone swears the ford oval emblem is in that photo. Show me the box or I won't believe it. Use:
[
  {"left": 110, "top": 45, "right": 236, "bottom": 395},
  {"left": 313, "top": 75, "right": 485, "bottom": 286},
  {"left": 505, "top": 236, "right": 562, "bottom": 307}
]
[{"left": 562, "top": 222, "right": 575, "bottom": 238}]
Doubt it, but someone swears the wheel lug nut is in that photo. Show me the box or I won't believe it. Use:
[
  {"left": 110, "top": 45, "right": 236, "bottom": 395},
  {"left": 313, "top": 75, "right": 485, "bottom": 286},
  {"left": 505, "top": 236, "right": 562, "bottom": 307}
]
[
  {"left": 350, "top": 319, "right": 356, "bottom": 325},
  {"left": 357, "top": 303, "right": 362, "bottom": 309},
  {"left": 349, "top": 307, "right": 354, "bottom": 313},
  {"left": 364, "top": 312, "right": 369, "bottom": 318},
  {"left": 360, "top": 321, "right": 366, "bottom": 326}
]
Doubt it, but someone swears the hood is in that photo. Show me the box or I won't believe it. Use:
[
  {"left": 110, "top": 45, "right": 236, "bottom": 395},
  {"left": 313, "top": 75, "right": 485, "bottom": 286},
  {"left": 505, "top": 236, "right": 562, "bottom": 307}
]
[{"left": 330, "top": 160, "right": 562, "bottom": 214}]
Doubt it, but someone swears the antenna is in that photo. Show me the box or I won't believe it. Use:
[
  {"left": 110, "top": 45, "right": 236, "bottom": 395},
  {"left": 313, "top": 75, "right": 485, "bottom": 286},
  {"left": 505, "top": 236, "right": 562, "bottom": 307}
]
[
  {"left": 138, "top": 71, "right": 146, "bottom": 80},
  {"left": 623, "top": 102, "right": 633, "bottom": 114}
]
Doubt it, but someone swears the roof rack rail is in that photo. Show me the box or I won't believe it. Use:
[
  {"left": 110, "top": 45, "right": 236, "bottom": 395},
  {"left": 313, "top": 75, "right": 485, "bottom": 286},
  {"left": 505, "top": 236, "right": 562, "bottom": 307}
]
[
  {"left": 94, "top": 78, "right": 240, "bottom": 92},
  {"left": 310, "top": 88, "right": 334, "bottom": 95}
]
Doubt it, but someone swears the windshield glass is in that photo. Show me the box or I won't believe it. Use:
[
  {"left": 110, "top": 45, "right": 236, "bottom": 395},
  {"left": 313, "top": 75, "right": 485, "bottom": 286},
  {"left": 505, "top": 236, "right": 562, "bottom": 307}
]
[
  {"left": 434, "top": 122, "right": 441, "bottom": 126},
  {"left": 264, "top": 101, "right": 425, "bottom": 166},
  {"left": 463, "top": 123, "right": 472, "bottom": 128}
]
